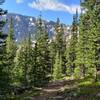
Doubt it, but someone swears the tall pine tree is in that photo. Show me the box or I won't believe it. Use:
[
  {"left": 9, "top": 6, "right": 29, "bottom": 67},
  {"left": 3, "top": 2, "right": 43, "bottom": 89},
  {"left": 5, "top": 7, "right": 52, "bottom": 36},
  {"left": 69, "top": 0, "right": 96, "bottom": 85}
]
[
  {"left": 33, "top": 15, "right": 51, "bottom": 86},
  {"left": 66, "top": 10, "right": 78, "bottom": 76},
  {"left": 6, "top": 17, "right": 16, "bottom": 84},
  {"left": 0, "top": 0, "right": 10, "bottom": 94},
  {"left": 53, "top": 52, "right": 62, "bottom": 81},
  {"left": 75, "top": 0, "right": 100, "bottom": 80},
  {"left": 14, "top": 35, "right": 34, "bottom": 86},
  {"left": 51, "top": 18, "right": 66, "bottom": 75}
]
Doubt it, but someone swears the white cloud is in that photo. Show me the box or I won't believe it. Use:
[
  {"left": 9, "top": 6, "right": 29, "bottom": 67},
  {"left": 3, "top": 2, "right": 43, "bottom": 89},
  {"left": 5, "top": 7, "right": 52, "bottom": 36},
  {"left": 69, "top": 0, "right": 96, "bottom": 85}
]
[
  {"left": 28, "top": 0, "right": 81, "bottom": 14},
  {"left": 16, "top": 0, "right": 24, "bottom": 4}
]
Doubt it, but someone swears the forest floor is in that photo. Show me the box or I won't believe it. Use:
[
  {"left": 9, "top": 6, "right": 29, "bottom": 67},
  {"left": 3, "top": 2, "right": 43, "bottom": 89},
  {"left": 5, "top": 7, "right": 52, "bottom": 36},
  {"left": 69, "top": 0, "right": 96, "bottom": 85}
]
[
  {"left": 14, "top": 74, "right": 100, "bottom": 100},
  {"left": 14, "top": 79, "right": 78, "bottom": 100},
  {"left": 3, "top": 73, "right": 100, "bottom": 100},
  {"left": 28, "top": 79, "right": 77, "bottom": 100}
]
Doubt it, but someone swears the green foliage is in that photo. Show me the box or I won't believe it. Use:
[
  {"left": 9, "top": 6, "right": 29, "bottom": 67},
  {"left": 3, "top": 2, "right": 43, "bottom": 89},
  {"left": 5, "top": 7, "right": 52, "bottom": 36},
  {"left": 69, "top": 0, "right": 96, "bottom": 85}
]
[
  {"left": 6, "top": 17, "right": 17, "bottom": 84},
  {"left": 0, "top": 0, "right": 100, "bottom": 97},
  {"left": 0, "top": 1, "right": 10, "bottom": 94},
  {"left": 50, "top": 18, "right": 66, "bottom": 75},
  {"left": 74, "top": 67, "right": 82, "bottom": 79},
  {"left": 14, "top": 38, "right": 34, "bottom": 86},
  {"left": 0, "top": 39, "right": 11, "bottom": 94},
  {"left": 33, "top": 16, "right": 51, "bottom": 86},
  {"left": 49, "top": 40, "right": 56, "bottom": 75},
  {"left": 66, "top": 11, "right": 78, "bottom": 76},
  {"left": 75, "top": 28, "right": 96, "bottom": 78},
  {"left": 75, "top": 0, "right": 100, "bottom": 80},
  {"left": 53, "top": 52, "right": 62, "bottom": 81},
  {"left": 54, "top": 19, "right": 66, "bottom": 56}
]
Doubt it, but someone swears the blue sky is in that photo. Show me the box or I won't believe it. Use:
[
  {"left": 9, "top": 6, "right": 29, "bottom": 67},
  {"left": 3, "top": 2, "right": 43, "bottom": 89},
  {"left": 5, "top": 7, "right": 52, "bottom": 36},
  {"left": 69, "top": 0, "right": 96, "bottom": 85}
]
[{"left": 1, "top": 0, "right": 80, "bottom": 25}]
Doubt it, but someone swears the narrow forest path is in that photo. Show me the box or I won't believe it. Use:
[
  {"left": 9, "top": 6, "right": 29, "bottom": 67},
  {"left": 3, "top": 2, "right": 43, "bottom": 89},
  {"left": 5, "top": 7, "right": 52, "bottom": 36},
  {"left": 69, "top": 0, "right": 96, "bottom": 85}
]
[
  {"left": 19, "top": 77, "right": 100, "bottom": 100},
  {"left": 26, "top": 79, "right": 77, "bottom": 100}
]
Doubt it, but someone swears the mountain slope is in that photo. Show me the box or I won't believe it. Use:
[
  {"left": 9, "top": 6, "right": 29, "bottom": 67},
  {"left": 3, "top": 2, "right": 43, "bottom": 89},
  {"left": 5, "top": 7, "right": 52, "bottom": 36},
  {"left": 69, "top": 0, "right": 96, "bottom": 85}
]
[{"left": 3, "top": 13, "right": 57, "bottom": 41}]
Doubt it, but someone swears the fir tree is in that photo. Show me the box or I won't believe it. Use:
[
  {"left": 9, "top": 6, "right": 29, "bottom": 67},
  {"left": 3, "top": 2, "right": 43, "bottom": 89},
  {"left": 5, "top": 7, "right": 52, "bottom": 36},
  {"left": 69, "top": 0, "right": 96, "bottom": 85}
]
[
  {"left": 75, "top": 0, "right": 100, "bottom": 80},
  {"left": 92, "top": 1, "right": 100, "bottom": 81},
  {"left": 49, "top": 40, "right": 56, "bottom": 75},
  {"left": 14, "top": 36, "right": 34, "bottom": 86},
  {"left": 54, "top": 18, "right": 66, "bottom": 56},
  {"left": 75, "top": 13, "right": 90, "bottom": 78},
  {"left": 53, "top": 52, "right": 62, "bottom": 81},
  {"left": 0, "top": 0, "right": 10, "bottom": 94},
  {"left": 6, "top": 17, "right": 16, "bottom": 84},
  {"left": 53, "top": 18, "right": 66, "bottom": 74},
  {"left": 34, "top": 15, "right": 51, "bottom": 86},
  {"left": 66, "top": 11, "right": 78, "bottom": 76}
]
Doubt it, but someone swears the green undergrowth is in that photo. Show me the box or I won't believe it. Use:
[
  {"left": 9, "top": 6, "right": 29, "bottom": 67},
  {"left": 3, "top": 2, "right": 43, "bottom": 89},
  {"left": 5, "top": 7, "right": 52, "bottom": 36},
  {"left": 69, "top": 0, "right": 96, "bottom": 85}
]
[
  {"left": 59, "top": 74, "right": 100, "bottom": 100},
  {"left": 1, "top": 73, "right": 100, "bottom": 100},
  {"left": 0, "top": 88, "right": 40, "bottom": 100},
  {"left": 14, "top": 89, "right": 40, "bottom": 100}
]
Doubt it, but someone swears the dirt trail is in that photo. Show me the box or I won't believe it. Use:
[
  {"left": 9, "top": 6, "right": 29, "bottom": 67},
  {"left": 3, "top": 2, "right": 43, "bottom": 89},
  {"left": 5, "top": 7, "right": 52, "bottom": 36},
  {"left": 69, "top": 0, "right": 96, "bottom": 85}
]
[{"left": 29, "top": 79, "right": 76, "bottom": 100}]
